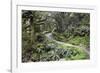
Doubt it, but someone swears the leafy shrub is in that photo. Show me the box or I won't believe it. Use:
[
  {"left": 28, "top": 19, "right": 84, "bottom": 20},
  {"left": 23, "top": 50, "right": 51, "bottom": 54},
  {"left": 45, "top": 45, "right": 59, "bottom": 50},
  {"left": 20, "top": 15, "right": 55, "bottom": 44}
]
[
  {"left": 64, "top": 46, "right": 89, "bottom": 60},
  {"left": 74, "top": 26, "right": 90, "bottom": 36}
]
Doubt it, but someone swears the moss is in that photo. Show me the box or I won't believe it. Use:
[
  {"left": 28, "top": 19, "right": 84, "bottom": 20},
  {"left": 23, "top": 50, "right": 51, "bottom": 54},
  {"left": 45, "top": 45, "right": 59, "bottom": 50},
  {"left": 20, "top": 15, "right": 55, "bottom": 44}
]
[
  {"left": 52, "top": 32, "right": 68, "bottom": 42},
  {"left": 56, "top": 45, "right": 89, "bottom": 60},
  {"left": 68, "top": 36, "right": 89, "bottom": 48},
  {"left": 23, "top": 33, "right": 89, "bottom": 62},
  {"left": 64, "top": 46, "right": 89, "bottom": 60}
]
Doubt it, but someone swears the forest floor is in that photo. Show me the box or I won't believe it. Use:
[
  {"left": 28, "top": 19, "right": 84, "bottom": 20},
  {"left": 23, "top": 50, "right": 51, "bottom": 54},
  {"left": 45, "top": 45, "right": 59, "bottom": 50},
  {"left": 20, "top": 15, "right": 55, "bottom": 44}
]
[{"left": 45, "top": 33, "right": 89, "bottom": 56}]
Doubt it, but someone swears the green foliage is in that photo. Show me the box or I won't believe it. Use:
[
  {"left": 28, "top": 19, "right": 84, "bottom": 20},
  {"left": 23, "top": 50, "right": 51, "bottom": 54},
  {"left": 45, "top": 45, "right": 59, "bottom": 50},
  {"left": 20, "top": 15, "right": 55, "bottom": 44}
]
[
  {"left": 74, "top": 25, "right": 90, "bottom": 36},
  {"left": 22, "top": 10, "right": 90, "bottom": 62},
  {"left": 56, "top": 44, "right": 89, "bottom": 60},
  {"left": 68, "top": 36, "right": 89, "bottom": 48},
  {"left": 64, "top": 46, "right": 89, "bottom": 60},
  {"left": 52, "top": 32, "right": 67, "bottom": 42},
  {"left": 22, "top": 39, "right": 89, "bottom": 62}
]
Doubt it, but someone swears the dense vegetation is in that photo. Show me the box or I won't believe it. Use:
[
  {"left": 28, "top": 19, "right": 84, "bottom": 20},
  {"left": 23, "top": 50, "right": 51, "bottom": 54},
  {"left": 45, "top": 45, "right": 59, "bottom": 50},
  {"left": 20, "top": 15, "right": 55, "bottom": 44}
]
[{"left": 22, "top": 10, "right": 90, "bottom": 62}]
